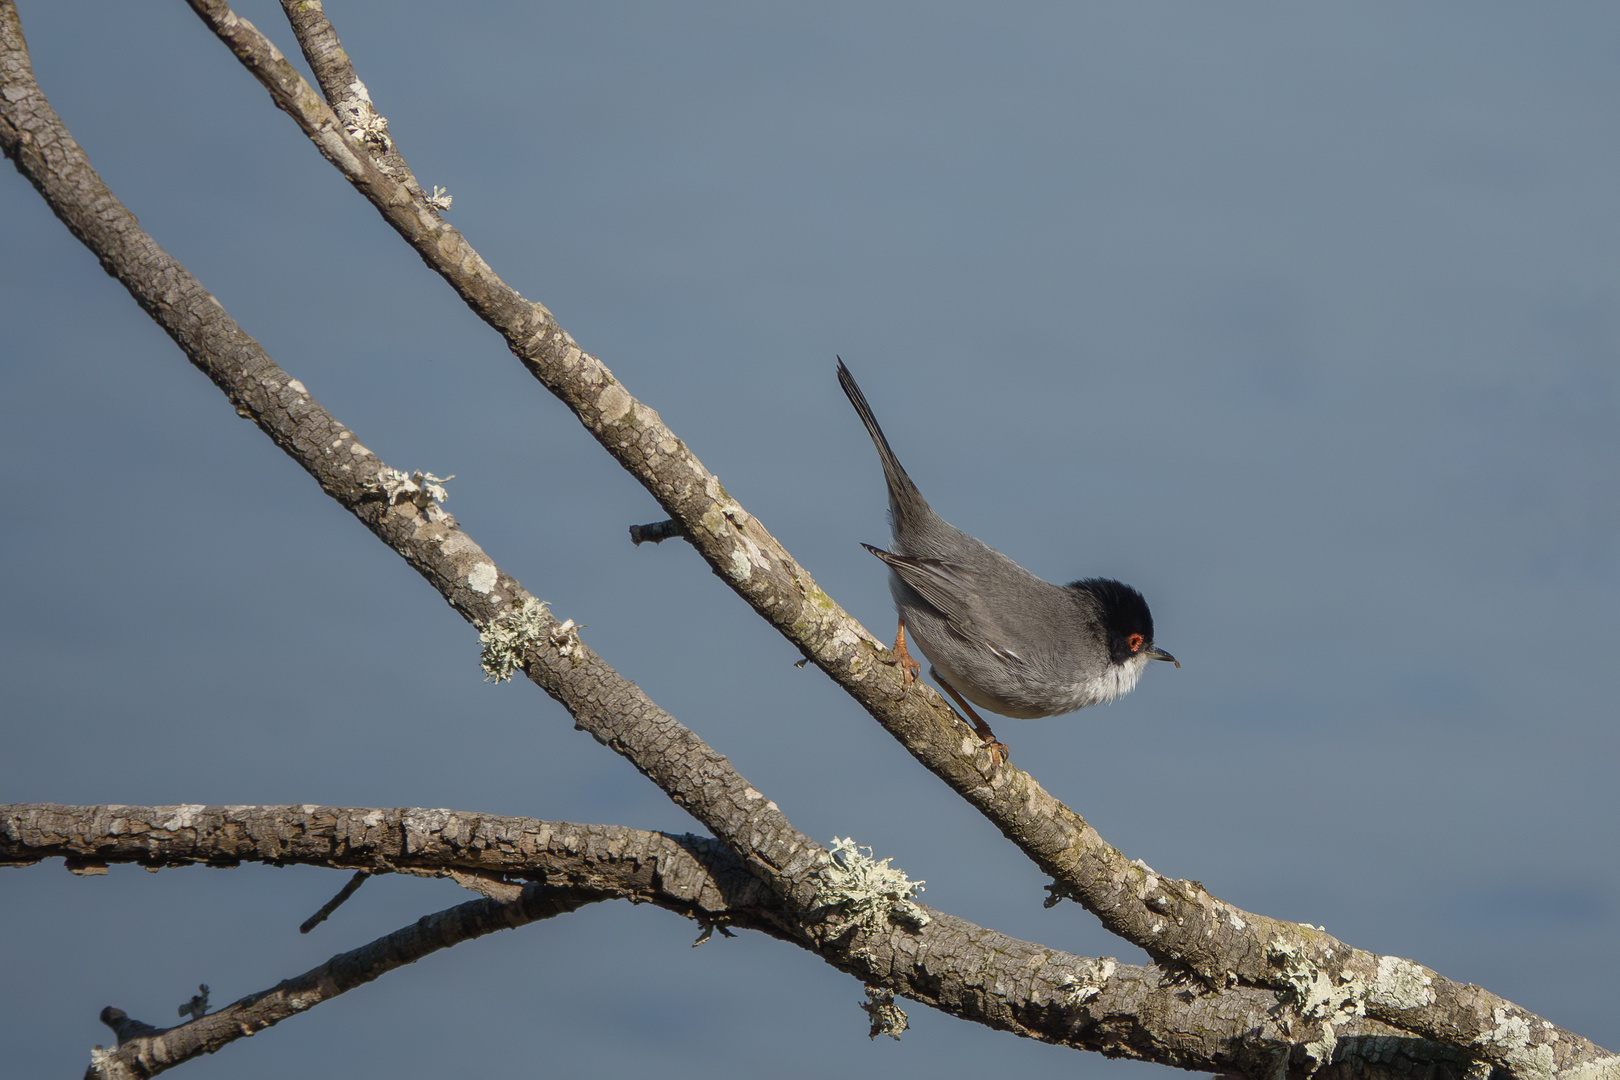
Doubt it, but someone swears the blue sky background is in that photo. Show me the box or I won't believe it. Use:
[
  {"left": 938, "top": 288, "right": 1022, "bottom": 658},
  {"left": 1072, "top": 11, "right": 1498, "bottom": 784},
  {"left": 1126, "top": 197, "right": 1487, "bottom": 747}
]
[{"left": 3, "top": 4, "right": 1616, "bottom": 1077}]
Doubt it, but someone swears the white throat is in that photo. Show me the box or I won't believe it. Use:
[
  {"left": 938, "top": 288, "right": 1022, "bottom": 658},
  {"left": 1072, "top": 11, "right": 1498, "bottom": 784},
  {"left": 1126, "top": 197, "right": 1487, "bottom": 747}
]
[{"left": 1066, "top": 652, "right": 1149, "bottom": 710}]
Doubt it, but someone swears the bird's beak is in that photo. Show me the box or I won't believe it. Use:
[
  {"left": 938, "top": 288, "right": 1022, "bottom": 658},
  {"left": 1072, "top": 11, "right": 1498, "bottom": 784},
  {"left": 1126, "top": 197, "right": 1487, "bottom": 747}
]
[{"left": 1146, "top": 646, "right": 1179, "bottom": 668}]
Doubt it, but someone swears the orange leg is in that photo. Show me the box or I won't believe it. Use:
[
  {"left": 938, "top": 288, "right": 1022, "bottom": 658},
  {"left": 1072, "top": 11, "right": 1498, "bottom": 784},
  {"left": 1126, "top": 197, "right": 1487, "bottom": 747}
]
[
  {"left": 934, "top": 675, "right": 1009, "bottom": 765},
  {"left": 890, "top": 617, "right": 922, "bottom": 687}
]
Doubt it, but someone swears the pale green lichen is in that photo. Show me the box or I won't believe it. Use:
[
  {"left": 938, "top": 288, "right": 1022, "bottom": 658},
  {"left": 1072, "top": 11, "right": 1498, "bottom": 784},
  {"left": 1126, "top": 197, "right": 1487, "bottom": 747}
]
[
  {"left": 1559, "top": 1055, "right": 1620, "bottom": 1080},
  {"left": 1269, "top": 939, "right": 1375, "bottom": 1075},
  {"left": 373, "top": 468, "right": 453, "bottom": 520},
  {"left": 1372, "top": 954, "right": 1434, "bottom": 1009},
  {"left": 479, "top": 597, "right": 550, "bottom": 682},
  {"left": 860, "top": 986, "right": 908, "bottom": 1040},
  {"left": 1488, "top": 1005, "right": 1557, "bottom": 1080},
  {"left": 1270, "top": 940, "right": 1367, "bottom": 1023},
  {"left": 816, "top": 837, "right": 928, "bottom": 930}
]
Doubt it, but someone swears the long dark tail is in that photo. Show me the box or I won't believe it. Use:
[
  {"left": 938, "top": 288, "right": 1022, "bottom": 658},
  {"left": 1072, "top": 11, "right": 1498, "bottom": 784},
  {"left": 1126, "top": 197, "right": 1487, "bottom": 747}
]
[{"left": 836, "top": 356, "right": 928, "bottom": 529}]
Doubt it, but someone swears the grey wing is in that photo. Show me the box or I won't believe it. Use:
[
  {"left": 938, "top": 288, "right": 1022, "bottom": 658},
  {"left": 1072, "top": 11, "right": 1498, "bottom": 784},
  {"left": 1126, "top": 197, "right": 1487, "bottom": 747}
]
[{"left": 861, "top": 544, "right": 1026, "bottom": 664}]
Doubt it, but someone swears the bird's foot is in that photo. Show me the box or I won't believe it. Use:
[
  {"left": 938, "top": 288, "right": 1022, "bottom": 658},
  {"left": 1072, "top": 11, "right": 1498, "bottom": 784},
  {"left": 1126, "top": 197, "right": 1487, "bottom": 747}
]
[
  {"left": 891, "top": 619, "right": 921, "bottom": 688},
  {"left": 978, "top": 736, "right": 1009, "bottom": 767},
  {"left": 934, "top": 674, "right": 1009, "bottom": 767}
]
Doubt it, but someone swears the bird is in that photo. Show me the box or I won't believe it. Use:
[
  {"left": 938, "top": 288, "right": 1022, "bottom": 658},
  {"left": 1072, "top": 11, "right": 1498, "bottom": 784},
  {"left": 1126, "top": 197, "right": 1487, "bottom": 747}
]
[{"left": 837, "top": 357, "right": 1177, "bottom": 761}]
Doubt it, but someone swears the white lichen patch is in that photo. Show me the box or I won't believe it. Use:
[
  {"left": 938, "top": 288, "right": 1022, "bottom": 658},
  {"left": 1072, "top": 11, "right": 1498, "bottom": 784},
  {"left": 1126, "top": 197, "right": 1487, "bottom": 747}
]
[
  {"left": 816, "top": 837, "right": 929, "bottom": 931},
  {"left": 1058, "top": 958, "right": 1117, "bottom": 1006},
  {"left": 831, "top": 624, "right": 865, "bottom": 652},
  {"left": 1489, "top": 1006, "right": 1557, "bottom": 1079},
  {"left": 1270, "top": 940, "right": 1368, "bottom": 1024},
  {"left": 330, "top": 432, "right": 367, "bottom": 455},
  {"left": 354, "top": 113, "right": 389, "bottom": 148},
  {"left": 373, "top": 468, "right": 452, "bottom": 521},
  {"left": 466, "top": 561, "right": 498, "bottom": 595},
  {"left": 161, "top": 805, "right": 206, "bottom": 830},
  {"left": 426, "top": 185, "right": 452, "bottom": 211},
  {"left": 479, "top": 597, "right": 551, "bottom": 682},
  {"left": 1560, "top": 1056, "right": 1620, "bottom": 1080},
  {"left": 1372, "top": 955, "right": 1435, "bottom": 1009},
  {"left": 548, "top": 618, "right": 584, "bottom": 660},
  {"left": 596, "top": 381, "right": 633, "bottom": 424}
]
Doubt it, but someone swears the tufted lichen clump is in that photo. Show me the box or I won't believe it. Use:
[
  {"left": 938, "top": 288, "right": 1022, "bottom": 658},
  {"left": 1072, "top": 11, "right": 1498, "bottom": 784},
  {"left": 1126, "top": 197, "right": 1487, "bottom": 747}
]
[
  {"left": 815, "top": 837, "right": 929, "bottom": 931},
  {"left": 478, "top": 597, "right": 550, "bottom": 682}
]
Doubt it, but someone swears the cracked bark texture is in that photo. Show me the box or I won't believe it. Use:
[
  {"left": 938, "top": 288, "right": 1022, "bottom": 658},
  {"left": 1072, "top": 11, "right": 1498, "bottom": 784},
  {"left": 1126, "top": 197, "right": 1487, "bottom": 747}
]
[
  {"left": 87, "top": 885, "right": 604, "bottom": 1080},
  {"left": 4, "top": 804, "right": 1477, "bottom": 1080},
  {"left": 1, "top": 3, "right": 1613, "bottom": 1079}
]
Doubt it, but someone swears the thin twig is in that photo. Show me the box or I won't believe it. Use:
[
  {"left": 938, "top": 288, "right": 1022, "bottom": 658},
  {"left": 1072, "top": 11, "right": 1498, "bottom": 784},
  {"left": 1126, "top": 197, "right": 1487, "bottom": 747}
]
[
  {"left": 628, "top": 519, "right": 687, "bottom": 545},
  {"left": 88, "top": 885, "right": 602, "bottom": 1079},
  {"left": 299, "top": 870, "right": 369, "bottom": 933}
]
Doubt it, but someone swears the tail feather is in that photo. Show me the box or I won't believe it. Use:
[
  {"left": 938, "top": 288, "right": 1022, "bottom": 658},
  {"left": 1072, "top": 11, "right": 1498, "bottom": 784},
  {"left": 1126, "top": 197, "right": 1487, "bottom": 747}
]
[{"left": 836, "top": 357, "right": 928, "bottom": 530}]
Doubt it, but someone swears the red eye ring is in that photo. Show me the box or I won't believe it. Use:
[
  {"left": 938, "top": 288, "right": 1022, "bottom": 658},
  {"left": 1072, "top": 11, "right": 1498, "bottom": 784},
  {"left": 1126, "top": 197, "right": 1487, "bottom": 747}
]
[{"left": 1127, "top": 633, "right": 1145, "bottom": 653}]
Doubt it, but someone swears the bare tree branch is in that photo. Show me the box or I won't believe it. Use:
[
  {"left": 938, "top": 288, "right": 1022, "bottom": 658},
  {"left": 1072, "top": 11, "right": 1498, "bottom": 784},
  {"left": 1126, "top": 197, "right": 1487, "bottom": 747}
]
[
  {"left": 1, "top": 3, "right": 1611, "bottom": 1078},
  {"left": 1, "top": 804, "right": 771, "bottom": 917},
  {"left": 85, "top": 882, "right": 603, "bottom": 1079},
  {"left": 146, "top": 3, "right": 1616, "bottom": 1077},
  {"left": 299, "top": 871, "right": 370, "bottom": 934},
  {"left": 6, "top": 803, "right": 1476, "bottom": 1080}
]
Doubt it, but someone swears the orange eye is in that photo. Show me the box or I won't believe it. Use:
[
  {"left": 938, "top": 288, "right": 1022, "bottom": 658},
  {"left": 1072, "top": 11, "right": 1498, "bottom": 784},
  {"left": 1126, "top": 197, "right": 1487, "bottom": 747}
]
[{"left": 1127, "top": 633, "right": 1144, "bottom": 653}]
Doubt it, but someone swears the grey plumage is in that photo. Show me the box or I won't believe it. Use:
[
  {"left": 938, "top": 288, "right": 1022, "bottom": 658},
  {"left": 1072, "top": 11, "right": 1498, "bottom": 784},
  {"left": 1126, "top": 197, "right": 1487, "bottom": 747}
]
[{"left": 837, "top": 358, "right": 1175, "bottom": 753}]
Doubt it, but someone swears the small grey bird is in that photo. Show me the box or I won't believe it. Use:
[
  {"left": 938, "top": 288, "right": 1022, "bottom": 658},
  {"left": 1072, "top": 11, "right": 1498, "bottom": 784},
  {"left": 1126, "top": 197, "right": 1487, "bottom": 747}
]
[{"left": 838, "top": 357, "right": 1176, "bottom": 760}]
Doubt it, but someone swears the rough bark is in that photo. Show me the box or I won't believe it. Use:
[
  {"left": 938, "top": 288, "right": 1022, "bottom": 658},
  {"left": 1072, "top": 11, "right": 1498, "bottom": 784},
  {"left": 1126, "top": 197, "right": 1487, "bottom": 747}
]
[
  {"left": 4, "top": 803, "right": 1474, "bottom": 1080},
  {"left": 86, "top": 887, "right": 602, "bottom": 1080}
]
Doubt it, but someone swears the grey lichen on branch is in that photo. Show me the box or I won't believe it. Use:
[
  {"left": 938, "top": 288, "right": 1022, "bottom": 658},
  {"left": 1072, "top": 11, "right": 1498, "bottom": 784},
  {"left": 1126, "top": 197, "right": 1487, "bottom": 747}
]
[
  {"left": 478, "top": 597, "right": 554, "bottom": 682},
  {"left": 815, "top": 837, "right": 929, "bottom": 934},
  {"left": 6, "top": 802, "right": 1461, "bottom": 1080}
]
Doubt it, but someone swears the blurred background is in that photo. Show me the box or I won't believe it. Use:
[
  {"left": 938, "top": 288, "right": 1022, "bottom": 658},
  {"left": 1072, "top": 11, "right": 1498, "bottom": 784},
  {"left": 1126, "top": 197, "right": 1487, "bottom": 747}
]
[{"left": 3, "top": 3, "right": 1616, "bottom": 1077}]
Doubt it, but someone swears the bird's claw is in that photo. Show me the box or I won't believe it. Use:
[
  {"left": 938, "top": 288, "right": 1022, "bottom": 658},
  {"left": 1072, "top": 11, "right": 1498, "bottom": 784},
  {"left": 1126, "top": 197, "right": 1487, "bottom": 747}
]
[
  {"left": 891, "top": 620, "right": 921, "bottom": 688},
  {"left": 980, "top": 737, "right": 1009, "bottom": 767}
]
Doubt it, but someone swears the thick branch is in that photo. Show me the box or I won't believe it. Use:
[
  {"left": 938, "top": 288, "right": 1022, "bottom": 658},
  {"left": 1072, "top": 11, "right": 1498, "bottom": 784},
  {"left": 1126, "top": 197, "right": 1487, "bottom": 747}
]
[
  {"left": 1, "top": 804, "right": 770, "bottom": 917},
  {"left": 150, "top": 4, "right": 1619, "bottom": 1077},
  {"left": 8, "top": 803, "right": 1469, "bottom": 1080}
]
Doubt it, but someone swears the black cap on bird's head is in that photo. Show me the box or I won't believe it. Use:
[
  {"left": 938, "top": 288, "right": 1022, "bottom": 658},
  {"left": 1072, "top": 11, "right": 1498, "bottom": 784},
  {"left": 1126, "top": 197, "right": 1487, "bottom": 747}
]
[{"left": 1068, "top": 577, "right": 1179, "bottom": 668}]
